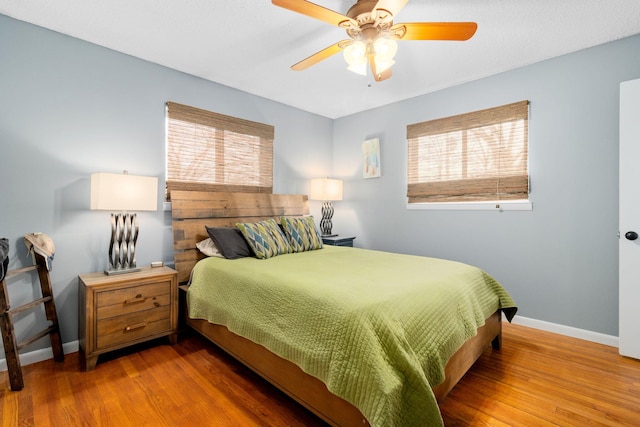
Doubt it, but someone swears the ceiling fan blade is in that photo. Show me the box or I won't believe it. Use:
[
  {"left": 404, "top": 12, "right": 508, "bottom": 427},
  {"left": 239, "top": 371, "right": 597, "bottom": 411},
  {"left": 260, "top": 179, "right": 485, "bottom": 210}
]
[
  {"left": 373, "top": 0, "right": 409, "bottom": 17},
  {"left": 374, "top": 67, "right": 392, "bottom": 82},
  {"left": 291, "top": 40, "right": 350, "bottom": 71},
  {"left": 393, "top": 22, "right": 478, "bottom": 41},
  {"left": 368, "top": 54, "right": 393, "bottom": 82},
  {"left": 272, "top": 0, "right": 356, "bottom": 27}
]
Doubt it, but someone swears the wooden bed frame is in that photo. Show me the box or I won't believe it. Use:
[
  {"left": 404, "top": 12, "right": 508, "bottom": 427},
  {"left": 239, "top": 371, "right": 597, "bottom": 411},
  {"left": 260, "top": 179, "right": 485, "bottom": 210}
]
[{"left": 171, "top": 190, "right": 502, "bottom": 426}]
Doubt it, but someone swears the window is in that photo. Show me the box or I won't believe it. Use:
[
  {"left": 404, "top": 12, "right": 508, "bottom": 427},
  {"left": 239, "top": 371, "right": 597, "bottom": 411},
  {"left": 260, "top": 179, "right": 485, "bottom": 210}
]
[
  {"left": 165, "top": 102, "right": 274, "bottom": 199},
  {"left": 407, "top": 100, "right": 529, "bottom": 205}
]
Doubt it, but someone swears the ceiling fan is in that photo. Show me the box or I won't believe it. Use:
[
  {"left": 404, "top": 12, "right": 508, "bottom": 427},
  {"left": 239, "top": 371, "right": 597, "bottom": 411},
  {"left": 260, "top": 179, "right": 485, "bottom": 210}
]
[{"left": 272, "top": 0, "right": 477, "bottom": 82}]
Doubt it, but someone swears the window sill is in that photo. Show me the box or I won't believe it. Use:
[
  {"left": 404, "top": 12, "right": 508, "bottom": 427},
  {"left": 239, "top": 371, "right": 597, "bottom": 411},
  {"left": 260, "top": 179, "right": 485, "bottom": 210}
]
[{"left": 406, "top": 200, "right": 532, "bottom": 211}]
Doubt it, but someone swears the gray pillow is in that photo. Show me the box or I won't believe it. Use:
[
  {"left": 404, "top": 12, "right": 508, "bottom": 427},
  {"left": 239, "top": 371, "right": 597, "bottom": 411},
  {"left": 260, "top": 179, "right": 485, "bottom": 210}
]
[{"left": 205, "top": 227, "right": 253, "bottom": 259}]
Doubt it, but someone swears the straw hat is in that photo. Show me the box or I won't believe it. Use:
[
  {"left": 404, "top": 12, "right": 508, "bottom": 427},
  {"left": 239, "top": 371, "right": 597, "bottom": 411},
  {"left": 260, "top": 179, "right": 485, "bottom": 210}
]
[{"left": 24, "top": 232, "right": 55, "bottom": 271}]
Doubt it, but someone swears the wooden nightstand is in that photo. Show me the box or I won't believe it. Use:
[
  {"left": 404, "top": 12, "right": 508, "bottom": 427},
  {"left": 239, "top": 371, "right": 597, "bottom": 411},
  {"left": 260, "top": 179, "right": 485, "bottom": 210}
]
[
  {"left": 78, "top": 266, "right": 178, "bottom": 371},
  {"left": 322, "top": 235, "right": 356, "bottom": 247}
]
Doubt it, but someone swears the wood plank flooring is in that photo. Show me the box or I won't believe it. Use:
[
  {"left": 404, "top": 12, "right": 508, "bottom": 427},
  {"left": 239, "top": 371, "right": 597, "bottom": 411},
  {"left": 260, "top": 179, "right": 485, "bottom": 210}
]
[
  {"left": 1, "top": 322, "right": 639, "bottom": 426},
  {"left": 440, "top": 324, "right": 640, "bottom": 426}
]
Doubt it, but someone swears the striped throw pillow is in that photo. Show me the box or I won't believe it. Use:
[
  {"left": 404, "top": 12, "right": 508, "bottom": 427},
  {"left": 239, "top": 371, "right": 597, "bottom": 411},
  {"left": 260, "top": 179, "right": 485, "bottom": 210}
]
[
  {"left": 236, "top": 219, "right": 292, "bottom": 259},
  {"left": 280, "top": 216, "right": 323, "bottom": 252}
]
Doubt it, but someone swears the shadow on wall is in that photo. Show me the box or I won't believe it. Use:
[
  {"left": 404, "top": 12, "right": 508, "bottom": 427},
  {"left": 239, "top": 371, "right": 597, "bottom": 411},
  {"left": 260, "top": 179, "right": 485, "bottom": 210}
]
[
  {"left": 54, "top": 177, "right": 105, "bottom": 272},
  {"left": 54, "top": 178, "right": 91, "bottom": 229}
]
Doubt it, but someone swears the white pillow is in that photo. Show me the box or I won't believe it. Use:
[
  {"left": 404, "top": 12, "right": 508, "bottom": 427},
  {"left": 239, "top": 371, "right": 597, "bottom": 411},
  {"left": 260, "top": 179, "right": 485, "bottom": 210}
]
[{"left": 196, "top": 238, "right": 223, "bottom": 257}]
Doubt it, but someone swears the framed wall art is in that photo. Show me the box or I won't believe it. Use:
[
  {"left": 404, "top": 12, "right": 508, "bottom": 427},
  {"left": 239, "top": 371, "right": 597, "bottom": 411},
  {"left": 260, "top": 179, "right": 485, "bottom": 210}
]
[{"left": 362, "top": 138, "right": 381, "bottom": 179}]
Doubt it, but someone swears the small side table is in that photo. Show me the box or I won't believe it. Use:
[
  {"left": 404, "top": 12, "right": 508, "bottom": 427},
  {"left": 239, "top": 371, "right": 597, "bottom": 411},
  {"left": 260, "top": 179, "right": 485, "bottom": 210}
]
[
  {"left": 78, "top": 266, "right": 178, "bottom": 371},
  {"left": 322, "top": 235, "right": 356, "bottom": 247}
]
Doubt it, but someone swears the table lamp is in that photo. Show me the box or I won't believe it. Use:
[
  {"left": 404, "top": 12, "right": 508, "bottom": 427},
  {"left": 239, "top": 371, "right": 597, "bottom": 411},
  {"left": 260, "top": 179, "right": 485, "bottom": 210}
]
[
  {"left": 91, "top": 171, "right": 158, "bottom": 275},
  {"left": 310, "top": 178, "right": 343, "bottom": 237}
]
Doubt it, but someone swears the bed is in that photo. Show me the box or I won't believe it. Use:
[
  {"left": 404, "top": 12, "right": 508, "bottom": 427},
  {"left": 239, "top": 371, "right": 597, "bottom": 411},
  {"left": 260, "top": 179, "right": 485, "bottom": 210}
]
[{"left": 171, "top": 190, "right": 517, "bottom": 426}]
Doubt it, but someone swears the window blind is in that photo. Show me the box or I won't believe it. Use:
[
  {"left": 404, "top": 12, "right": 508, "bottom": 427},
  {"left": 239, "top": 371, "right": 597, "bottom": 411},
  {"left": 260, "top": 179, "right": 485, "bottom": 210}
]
[
  {"left": 407, "top": 100, "right": 529, "bottom": 203},
  {"left": 166, "top": 102, "right": 274, "bottom": 198}
]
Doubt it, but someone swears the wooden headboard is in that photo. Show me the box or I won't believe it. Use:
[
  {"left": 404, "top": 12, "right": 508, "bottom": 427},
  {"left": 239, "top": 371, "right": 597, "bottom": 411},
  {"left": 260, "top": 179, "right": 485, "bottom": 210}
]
[{"left": 171, "top": 190, "right": 309, "bottom": 284}]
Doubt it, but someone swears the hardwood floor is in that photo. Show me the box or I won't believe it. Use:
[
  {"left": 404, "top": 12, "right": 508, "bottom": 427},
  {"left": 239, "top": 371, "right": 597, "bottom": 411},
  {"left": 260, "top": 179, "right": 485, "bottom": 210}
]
[
  {"left": 440, "top": 324, "right": 640, "bottom": 426},
  {"left": 1, "top": 322, "right": 639, "bottom": 426}
]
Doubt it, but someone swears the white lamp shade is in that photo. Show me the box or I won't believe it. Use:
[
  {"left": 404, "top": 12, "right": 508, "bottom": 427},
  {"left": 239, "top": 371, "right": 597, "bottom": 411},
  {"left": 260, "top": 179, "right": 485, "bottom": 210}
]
[
  {"left": 91, "top": 172, "right": 158, "bottom": 211},
  {"left": 310, "top": 178, "right": 343, "bottom": 201}
]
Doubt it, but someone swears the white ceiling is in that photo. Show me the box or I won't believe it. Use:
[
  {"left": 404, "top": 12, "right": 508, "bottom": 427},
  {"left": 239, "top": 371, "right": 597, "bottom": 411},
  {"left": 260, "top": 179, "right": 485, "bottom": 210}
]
[{"left": 2, "top": 0, "right": 640, "bottom": 119}]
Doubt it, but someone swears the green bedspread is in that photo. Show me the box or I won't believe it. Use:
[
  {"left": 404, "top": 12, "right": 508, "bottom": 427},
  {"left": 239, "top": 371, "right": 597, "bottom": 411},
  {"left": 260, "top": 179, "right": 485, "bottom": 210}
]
[{"left": 188, "top": 246, "right": 517, "bottom": 426}]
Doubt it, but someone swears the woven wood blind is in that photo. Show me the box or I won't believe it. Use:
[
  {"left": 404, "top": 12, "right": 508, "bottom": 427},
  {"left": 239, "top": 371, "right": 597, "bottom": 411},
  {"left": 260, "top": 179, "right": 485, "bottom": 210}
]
[
  {"left": 407, "top": 100, "right": 529, "bottom": 203},
  {"left": 166, "top": 102, "right": 274, "bottom": 199}
]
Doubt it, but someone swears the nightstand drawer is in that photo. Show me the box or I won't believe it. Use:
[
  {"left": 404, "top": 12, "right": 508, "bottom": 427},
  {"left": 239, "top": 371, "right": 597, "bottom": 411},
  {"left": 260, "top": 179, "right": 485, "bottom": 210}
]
[
  {"left": 96, "top": 306, "right": 172, "bottom": 349},
  {"left": 96, "top": 282, "right": 171, "bottom": 319}
]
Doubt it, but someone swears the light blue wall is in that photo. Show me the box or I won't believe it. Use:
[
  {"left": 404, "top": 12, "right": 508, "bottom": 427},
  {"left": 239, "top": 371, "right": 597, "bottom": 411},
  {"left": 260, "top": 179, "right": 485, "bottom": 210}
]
[
  {"left": 0, "top": 14, "right": 333, "bottom": 355},
  {"left": 332, "top": 34, "right": 640, "bottom": 336},
  {"left": 2, "top": 12, "right": 639, "bottom": 358}
]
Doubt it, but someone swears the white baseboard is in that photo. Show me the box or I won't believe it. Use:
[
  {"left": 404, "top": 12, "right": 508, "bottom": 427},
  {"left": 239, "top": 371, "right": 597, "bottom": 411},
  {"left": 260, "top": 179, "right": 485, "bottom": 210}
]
[
  {"left": 0, "top": 317, "right": 620, "bottom": 372},
  {"left": 511, "top": 315, "right": 619, "bottom": 348},
  {"left": 0, "top": 340, "right": 79, "bottom": 372}
]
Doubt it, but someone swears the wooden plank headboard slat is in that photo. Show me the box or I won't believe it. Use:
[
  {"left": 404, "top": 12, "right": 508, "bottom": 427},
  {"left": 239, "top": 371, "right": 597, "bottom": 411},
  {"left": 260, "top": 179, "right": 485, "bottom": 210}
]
[
  {"left": 174, "top": 251, "right": 202, "bottom": 284},
  {"left": 172, "top": 207, "right": 309, "bottom": 220},
  {"left": 172, "top": 196, "right": 308, "bottom": 208}
]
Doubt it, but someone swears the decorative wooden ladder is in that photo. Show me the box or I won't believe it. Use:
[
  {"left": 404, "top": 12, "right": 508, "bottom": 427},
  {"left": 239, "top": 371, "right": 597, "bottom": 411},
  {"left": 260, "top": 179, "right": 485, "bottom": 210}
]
[{"left": 0, "top": 252, "right": 64, "bottom": 391}]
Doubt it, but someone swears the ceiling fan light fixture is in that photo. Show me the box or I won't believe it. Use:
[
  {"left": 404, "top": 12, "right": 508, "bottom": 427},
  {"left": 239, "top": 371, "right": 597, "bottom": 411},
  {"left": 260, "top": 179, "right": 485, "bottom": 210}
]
[
  {"left": 373, "top": 37, "right": 398, "bottom": 61},
  {"left": 343, "top": 40, "right": 367, "bottom": 74},
  {"left": 347, "top": 63, "right": 368, "bottom": 76},
  {"left": 374, "top": 57, "right": 395, "bottom": 73},
  {"left": 372, "top": 36, "right": 397, "bottom": 73},
  {"left": 344, "top": 40, "right": 367, "bottom": 63}
]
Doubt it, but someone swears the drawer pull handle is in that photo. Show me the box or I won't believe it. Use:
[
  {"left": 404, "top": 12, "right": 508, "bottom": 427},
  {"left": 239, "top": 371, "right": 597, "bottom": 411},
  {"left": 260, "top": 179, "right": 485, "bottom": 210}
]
[
  {"left": 124, "top": 295, "right": 147, "bottom": 305},
  {"left": 124, "top": 322, "right": 147, "bottom": 332}
]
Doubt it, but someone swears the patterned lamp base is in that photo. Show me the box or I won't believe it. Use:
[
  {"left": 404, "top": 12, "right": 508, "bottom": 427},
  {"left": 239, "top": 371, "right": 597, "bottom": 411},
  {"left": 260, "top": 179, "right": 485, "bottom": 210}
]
[
  {"left": 105, "top": 213, "right": 140, "bottom": 275},
  {"left": 320, "top": 201, "right": 337, "bottom": 237}
]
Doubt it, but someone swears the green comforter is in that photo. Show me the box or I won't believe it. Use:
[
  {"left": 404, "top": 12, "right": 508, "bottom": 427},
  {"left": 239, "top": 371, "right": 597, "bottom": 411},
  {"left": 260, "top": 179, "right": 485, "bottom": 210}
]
[{"left": 188, "top": 246, "right": 517, "bottom": 426}]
